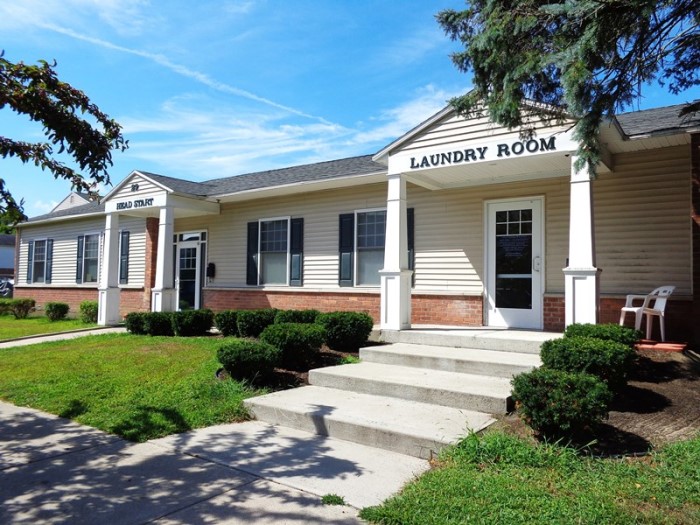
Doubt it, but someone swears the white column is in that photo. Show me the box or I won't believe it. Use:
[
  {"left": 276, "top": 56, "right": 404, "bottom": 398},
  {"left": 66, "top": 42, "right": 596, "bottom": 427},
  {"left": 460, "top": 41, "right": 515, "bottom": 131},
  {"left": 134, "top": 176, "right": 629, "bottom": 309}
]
[
  {"left": 563, "top": 155, "right": 601, "bottom": 326},
  {"left": 151, "top": 205, "right": 176, "bottom": 312},
  {"left": 98, "top": 213, "right": 121, "bottom": 325},
  {"left": 380, "top": 172, "right": 412, "bottom": 330}
]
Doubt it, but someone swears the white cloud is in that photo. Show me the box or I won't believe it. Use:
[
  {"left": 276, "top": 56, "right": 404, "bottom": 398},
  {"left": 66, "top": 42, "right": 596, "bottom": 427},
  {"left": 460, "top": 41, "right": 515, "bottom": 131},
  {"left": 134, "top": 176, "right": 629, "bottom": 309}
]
[
  {"left": 31, "top": 200, "right": 59, "bottom": 214},
  {"left": 350, "top": 84, "right": 463, "bottom": 146}
]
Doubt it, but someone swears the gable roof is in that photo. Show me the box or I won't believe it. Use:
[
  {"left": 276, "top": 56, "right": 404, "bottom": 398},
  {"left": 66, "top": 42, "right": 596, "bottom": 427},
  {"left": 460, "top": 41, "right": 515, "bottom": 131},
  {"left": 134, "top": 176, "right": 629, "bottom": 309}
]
[{"left": 615, "top": 102, "right": 700, "bottom": 137}]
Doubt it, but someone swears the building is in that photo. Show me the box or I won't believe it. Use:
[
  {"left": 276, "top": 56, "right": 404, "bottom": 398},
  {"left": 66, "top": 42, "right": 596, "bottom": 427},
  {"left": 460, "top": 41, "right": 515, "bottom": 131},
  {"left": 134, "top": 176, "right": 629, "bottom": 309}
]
[
  {"left": 13, "top": 102, "right": 700, "bottom": 343},
  {"left": 0, "top": 234, "right": 16, "bottom": 280}
]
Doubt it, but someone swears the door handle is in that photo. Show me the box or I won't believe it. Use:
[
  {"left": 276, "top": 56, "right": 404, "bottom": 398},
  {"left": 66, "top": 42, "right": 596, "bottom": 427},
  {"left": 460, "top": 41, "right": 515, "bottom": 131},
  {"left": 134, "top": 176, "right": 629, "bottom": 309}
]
[{"left": 533, "top": 256, "right": 541, "bottom": 272}]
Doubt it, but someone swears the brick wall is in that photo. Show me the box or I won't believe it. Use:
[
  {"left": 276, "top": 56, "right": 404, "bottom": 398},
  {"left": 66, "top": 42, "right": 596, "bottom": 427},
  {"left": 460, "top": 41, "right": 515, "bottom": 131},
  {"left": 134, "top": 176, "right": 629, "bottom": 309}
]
[
  {"left": 543, "top": 295, "right": 565, "bottom": 332},
  {"left": 691, "top": 133, "right": 700, "bottom": 345},
  {"left": 13, "top": 287, "right": 151, "bottom": 319},
  {"left": 203, "top": 288, "right": 484, "bottom": 326},
  {"left": 411, "top": 294, "right": 482, "bottom": 326},
  {"left": 13, "top": 287, "right": 98, "bottom": 315}
]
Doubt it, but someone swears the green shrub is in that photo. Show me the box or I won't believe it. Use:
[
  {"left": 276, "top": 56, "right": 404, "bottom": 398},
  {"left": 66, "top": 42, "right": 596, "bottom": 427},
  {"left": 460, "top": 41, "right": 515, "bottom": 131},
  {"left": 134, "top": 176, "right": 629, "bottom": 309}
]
[
  {"left": 216, "top": 338, "right": 281, "bottom": 383},
  {"left": 125, "top": 312, "right": 148, "bottom": 334},
  {"left": 511, "top": 367, "right": 612, "bottom": 439},
  {"left": 79, "top": 300, "right": 99, "bottom": 324},
  {"left": 564, "top": 323, "right": 641, "bottom": 346},
  {"left": 143, "top": 312, "right": 174, "bottom": 336},
  {"left": 171, "top": 309, "right": 214, "bottom": 336},
  {"left": 8, "top": 298, "right": 36, "bottom": 319},
  {"left": 274, "top": 309, "right": 321, "bottom": 324},
  {"left": 260, "top": 322, "right": 326, "bottom": 369},
  {"left": 316, "top": 311, "right": 374, "bottom": 352},
  {"left": 540, "top": 336, "right": 636, "bottom": 391},
  {"left": 45, "top": 302, "right": 70, "bottom": 321},
  {"left": 0, "top": 298, "right": 12, "bottom": 315},
  {"left": 237, "top": 308, "right": 278, "bottom": 338},
  {"left": 215, "top": 310, "right": 240, "bottom": 337}
]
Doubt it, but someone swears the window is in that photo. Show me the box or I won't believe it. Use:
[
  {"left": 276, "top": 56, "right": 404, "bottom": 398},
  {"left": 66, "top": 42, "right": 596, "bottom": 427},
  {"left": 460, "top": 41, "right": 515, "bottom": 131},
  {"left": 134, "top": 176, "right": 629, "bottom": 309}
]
[
  {"left": 338, "top": 208, "right": 414, "bottom": 287},
  {"left": 356, "top": 210, "right": 386, "bottom": 286},
  {"left": 119, "top": 231, "right": 130, "bottom": 285},
  {"left": 76, "top": 233, "right": 100, "bottom": 284},
  {"left": 26, "top": 239, "right": 53, "bottom": 284},
  {"left": 260, "top": 219, "right": 288, "bottom": 285},
  {"left": 247, "top": 218, "right": 303, "bottom": 286}
]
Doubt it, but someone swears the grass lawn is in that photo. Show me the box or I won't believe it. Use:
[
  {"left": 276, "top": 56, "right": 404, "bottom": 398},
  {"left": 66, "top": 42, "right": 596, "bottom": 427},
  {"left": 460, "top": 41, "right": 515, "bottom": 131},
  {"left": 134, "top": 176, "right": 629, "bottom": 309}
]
[
  {"left": 360, "top": 431, "right": 700, "bottom": 524},
  {"left": 0, "top": 315, "right": 98, "bottom": 340},
  {"left": 0, "top": 333, "right": 264, "bottom": 441}
]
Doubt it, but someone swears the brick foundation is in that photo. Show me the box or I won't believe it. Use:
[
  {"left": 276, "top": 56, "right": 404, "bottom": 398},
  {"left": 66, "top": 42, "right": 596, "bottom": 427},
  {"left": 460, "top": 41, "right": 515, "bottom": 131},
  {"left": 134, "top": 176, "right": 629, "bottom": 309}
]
[
  {"left": 411, "top": 294, "right": 482, "bottom": 326},
  {"left": 13, "top": 287, "right": 98, "bottom": 315},
  {"left": 543, "top": 296, "right": 565, "bottom": 332},
  {"left": 204, "top": 288, "right": 485, "bottom": 326},
  {"left": 691, "top": 133, "right": 700, "bottom": 346},
  {"left": 13, "top": 287, "right": 151, "bottom": 319},
  {"left": 543, "top": 294, "right": 694, "bottom": 341}
]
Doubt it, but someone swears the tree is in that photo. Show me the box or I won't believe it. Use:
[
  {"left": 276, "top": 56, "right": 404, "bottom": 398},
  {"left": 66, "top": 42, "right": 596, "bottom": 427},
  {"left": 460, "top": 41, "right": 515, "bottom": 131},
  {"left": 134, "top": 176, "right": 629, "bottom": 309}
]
[
  {"left": 437, "top": 1, "right": 699, "bottom": 174},
  {"left": 0, "top": 52, "right": 128, "bottom": 222}
]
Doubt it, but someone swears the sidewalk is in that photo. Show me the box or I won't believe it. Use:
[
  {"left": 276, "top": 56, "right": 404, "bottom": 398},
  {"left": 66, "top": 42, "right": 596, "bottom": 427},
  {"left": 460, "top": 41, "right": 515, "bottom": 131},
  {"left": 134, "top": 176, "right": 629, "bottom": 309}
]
[
  {"left": 0, "top": 329, "right": 430, "bottom": 523},
  {"left": 0, "top": 326, "right": 128, "bottom": 349}
]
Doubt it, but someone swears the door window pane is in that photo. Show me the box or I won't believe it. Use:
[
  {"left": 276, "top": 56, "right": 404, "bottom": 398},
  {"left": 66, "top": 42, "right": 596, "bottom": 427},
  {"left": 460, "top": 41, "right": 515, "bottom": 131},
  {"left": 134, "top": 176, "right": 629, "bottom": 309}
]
[{"left": 495, "top": 208, "right": 532, "bottom": 309}]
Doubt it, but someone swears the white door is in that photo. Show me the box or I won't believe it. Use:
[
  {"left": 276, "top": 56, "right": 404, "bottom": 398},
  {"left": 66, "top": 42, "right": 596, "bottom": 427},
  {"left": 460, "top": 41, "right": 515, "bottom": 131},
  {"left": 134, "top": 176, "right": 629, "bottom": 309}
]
[
  {"left": 176, "top": 240, "right": 201, "bottom": 310},
  {"left": 486, "top": 198, "right": 543, "bottom": 329}
]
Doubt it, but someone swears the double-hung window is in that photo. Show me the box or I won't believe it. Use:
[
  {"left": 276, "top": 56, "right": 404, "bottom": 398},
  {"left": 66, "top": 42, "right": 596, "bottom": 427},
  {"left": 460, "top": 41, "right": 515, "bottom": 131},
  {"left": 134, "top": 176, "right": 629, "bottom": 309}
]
[
  {"left": 356, "top": 210, "right": 386, "bottom": 286},
  {"left": 76, "top": 233, "right": 100, "bottom": 284},
  {"left": 260, "top": 219, "right": 288, "bottom": 285},
  {"left": 247, "top": 217, "right": 304, "bottom": 286},
  {"left": 338, "top": 208, "right": 414, "bottom": 287},
  {"left": 26, "top": 239, "right": 53, "bottom": 284}
]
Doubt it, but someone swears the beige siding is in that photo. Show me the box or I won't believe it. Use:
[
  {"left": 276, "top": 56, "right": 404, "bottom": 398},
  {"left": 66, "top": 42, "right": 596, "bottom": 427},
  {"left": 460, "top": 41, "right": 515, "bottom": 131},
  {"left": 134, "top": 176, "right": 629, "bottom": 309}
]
[
  {"left": 110, "top": 173, "right": 164, "bottom": 201},
  {"left": 409, "top": 175, "right": 570, "bottom": 295},
  {"left": 18, "top": 216, "right": 147, "bottom": 288},
  {"left": 594, "top": 146, "right": 691, "bottom": 295},
  {"left": 402, "top": 110, "right": 576, "bottom": 153},
  {"left": 176, "top": 175, "right": 571, "bottom": 296},
  {"left": 176, "top": 184, "right": 388, "bottom": 288}
]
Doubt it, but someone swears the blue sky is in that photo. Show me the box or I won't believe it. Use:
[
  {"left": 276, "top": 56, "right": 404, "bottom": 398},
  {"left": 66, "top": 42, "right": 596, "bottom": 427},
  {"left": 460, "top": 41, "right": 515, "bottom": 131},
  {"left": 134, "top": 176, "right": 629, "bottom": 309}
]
[{"left": 2, "top": 1, "right": 699, "bottom": 218}]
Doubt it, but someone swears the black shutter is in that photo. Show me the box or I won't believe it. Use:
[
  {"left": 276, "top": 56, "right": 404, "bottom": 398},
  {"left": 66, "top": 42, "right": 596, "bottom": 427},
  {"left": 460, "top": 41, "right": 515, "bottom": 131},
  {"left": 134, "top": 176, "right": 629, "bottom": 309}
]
[
  {"left": 26, "top": 240, "right": 34, "bottom": 284},
  {"left": 407, "top": 208, "right": 415, "bottom": 286},
  {"left": 289, "top": 218, "right": 303, "bottom": 287},
  {"left": 338, "top": 213, "right": 354, "bottom": 286},
  {"left": 246, "top": 221, "right": 259, "bottom": 285},
  {"left": 76, "top": 235, "right": 84, "bottom": 284},
  {"left": 119, "top": 231, "right": 130, "bottom": 284},
  {"left": 45, "top": 239, "right": 54, "bottom": 284}
]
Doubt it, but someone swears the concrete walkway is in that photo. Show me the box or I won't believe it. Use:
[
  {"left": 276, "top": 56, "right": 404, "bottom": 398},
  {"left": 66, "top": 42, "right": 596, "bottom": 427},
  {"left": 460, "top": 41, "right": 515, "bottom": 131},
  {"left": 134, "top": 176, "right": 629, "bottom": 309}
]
[{"left": 0, "top": 330, "right": 429, "bottom": 524}]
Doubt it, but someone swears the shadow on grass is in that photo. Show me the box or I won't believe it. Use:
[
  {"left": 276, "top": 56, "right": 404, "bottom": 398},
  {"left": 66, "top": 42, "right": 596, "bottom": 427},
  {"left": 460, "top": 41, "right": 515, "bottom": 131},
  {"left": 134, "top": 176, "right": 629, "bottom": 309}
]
[
  {"left": 58, "top": 399, "right": 89, "bottom": 419},
  {"left": 111, "top": 405, "right": 191, "bottom": 442}
]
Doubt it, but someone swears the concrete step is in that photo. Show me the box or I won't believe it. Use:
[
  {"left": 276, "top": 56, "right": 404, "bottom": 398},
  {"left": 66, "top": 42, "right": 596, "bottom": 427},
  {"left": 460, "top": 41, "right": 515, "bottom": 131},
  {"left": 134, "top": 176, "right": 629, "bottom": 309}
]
[
  {"left": 309, "top": 362, "right": 513, "bottom": 414},
  {"left": 360, "top": 343, "right": 541, "bottom": 378},
  {"left": 378, "top": 328, "right": 558, "bottom": 354},
  {"left": 244, "top": 386, "right": 495, "bottom": 459}
]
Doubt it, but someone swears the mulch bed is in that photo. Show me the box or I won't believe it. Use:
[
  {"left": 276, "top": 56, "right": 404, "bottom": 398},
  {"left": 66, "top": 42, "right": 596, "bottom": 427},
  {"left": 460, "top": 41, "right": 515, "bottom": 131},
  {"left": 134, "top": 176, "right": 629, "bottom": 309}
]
[{"left": 493, "top": 347, "right": 700, "bottom": 456}]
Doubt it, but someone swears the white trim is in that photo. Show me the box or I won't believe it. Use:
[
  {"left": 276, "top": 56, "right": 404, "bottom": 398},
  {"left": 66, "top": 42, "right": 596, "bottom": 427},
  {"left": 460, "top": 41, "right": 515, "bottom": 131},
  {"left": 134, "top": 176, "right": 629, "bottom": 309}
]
[{"left": 484, "top": 196, "right": 545, "bottom": 329}]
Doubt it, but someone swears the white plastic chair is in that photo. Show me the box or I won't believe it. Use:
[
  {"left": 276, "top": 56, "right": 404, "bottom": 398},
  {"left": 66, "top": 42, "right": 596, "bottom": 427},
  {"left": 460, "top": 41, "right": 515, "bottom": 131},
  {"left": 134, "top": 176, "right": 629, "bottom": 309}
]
[{"left": 619, "top": 285, "right": 675, "bottom": 341}]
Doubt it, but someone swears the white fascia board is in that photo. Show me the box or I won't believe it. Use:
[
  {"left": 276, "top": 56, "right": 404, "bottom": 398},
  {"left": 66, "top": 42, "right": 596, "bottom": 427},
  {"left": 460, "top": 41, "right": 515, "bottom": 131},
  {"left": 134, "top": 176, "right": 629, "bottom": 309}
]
[
  {"left": 19, "top": 211, "right": 105, "bottom": 227},
  {"left": 213, "top": 170, "right": 388, "bottom": 203}
]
